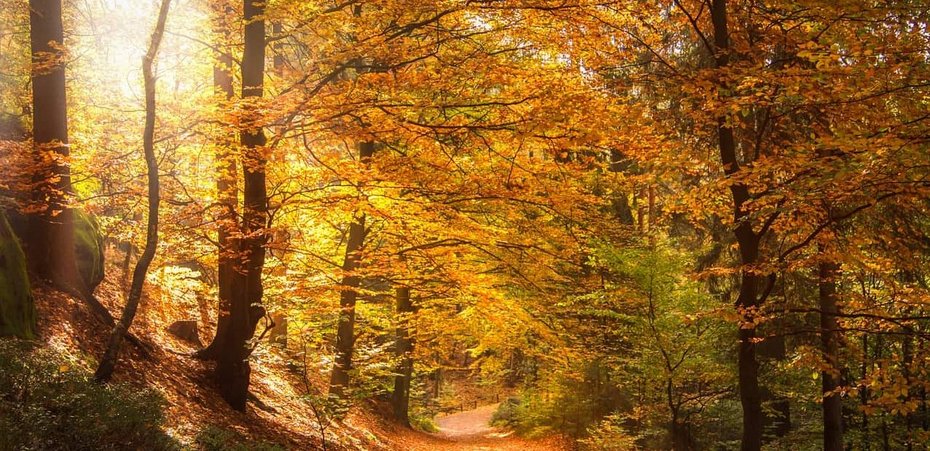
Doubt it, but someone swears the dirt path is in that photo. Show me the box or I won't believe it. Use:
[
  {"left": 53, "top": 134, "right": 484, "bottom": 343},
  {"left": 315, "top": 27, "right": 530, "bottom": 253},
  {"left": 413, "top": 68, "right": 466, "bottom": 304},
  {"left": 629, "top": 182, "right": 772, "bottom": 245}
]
[
  {"left": 436, "top": 404, "right": 502, "bottom": 440},
  {"left": 392, "top": 404, "right": 567, "bottom": 451}
]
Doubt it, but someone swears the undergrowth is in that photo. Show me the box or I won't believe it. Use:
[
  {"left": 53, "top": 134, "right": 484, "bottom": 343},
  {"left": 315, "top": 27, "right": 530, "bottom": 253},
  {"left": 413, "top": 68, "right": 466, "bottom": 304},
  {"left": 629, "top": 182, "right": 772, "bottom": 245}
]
[{"left": 0, "top": 338, "right": 180, "bottom": 451}]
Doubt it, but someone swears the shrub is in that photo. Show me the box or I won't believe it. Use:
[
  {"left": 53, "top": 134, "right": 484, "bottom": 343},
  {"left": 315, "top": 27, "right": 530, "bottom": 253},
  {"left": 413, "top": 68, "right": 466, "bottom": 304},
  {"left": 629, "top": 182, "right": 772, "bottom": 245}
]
[
  {"left": 195, "top": 425, "right": 285, "bottom": 451},
  {"left": 492, "top": 371, "right": 611, "bottom": 439},
  {"left": 409, "top": 415, "right": 439, "bottom": 433},
  {"left": 490, "top": 397, "right": 521, "bottom": 427},
  {"left": 579, "top": 415, "right": 638, "bottom": 451},
  {"left": 0, "top": 339, "right": 179, "bottom": 450}
]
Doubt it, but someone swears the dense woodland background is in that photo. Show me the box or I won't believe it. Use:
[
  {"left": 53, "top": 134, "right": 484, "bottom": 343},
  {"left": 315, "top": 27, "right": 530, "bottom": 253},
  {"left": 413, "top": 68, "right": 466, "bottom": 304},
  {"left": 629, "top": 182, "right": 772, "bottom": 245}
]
[{"left": 1, "top": 0, "right": 930, "bottom": 450}]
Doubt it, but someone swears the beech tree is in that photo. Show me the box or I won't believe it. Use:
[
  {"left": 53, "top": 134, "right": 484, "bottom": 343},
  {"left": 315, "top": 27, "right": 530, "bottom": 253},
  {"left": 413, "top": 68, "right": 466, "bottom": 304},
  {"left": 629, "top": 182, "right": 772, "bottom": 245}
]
[
  {"left": 196, "top": 0, "right": 238, "bottom": 363},
  {"left": 198, "top": 0, "right": 270, "bottom": 411},
  {"left": 328, "top": 140, "right": 374, "bottom": 398},
  {"left": 26, "top": 0, "right": 83, "bottom": 294}
]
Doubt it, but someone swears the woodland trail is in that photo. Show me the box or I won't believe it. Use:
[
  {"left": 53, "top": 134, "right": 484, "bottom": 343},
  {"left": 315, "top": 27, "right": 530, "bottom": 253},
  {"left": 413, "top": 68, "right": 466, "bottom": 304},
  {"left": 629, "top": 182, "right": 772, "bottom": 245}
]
[
  {"left": 395, "top": 404, "right": 568, "bottom": 451},
  {"left": 436, "top": 403, "right": 501, "bottom": 440}
]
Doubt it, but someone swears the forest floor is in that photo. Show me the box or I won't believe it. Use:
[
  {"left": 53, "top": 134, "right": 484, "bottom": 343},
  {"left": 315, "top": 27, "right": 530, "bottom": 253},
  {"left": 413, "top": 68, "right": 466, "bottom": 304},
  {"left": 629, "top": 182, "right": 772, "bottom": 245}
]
[
  {"left": 28, "top": 247, "right": 567, "bottom": 450},
  {"left": 388, "top": 404, "right": 569, "bottom": 451}
]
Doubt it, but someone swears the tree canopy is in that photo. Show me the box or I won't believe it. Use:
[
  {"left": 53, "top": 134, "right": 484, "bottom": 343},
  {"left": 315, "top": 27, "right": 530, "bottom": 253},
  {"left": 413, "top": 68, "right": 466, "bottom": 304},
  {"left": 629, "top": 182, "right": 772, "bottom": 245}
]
[{"left": 2, "top": 0, "right": 930, "bottom": 450}]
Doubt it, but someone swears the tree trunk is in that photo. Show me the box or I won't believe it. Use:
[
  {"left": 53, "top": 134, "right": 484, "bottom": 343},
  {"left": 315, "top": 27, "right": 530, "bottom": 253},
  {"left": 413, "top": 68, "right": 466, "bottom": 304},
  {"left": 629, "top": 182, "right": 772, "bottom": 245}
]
[
  {"left": 392, "top": 286, "right": 415, "bottom": 426},
  {"left": 196, "top": 0, "right": 238, "bottom": 362},
  {"left": 902, "top": 327, "right": 914, "bottom": 451},
  {"left": 272, "top": 22, "right": 285, "bottom": 74},
  {"left": 709, "top": 2, "right": 765, "bottom": 449},
  {"left": 329, "top": 141, "right": 375, "bottom": 398},
  {"left": 27, "top": 0, "right": 84, "bottom": 295},
  {"left": 861, "top": 333, "right": 870, "bottom": 450},
  {"left": 94, "top": 0, "right": 170, "bottom": 382},
  {"left": 819, "top": 255, "right": 844, "bottom": 450},
  {"left": 213, "top": 0, "right": 268, "bottom": 411},
  {"left": 670, "top": 419, "right": 694, "bottom": 451}
]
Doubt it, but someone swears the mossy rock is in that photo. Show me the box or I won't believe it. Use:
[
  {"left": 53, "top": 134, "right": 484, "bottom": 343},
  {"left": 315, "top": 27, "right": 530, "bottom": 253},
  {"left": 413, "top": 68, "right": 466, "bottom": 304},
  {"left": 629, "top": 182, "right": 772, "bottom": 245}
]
[
  {"left": 73, "top": 210, "right": 105, "bottom": 291},
  {"left": 5, "top": 208, "right": 105, "bottom": 292},
  {"left": 0, "top": 210, "right": 35, "bottom": 339}
]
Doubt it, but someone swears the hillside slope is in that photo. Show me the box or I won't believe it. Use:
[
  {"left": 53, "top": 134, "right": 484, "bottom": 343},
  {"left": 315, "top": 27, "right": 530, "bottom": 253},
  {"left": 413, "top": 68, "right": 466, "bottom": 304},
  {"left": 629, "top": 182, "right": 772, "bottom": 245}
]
[{"left": 26, "top": 250, "right": 565, "bottom": 450}]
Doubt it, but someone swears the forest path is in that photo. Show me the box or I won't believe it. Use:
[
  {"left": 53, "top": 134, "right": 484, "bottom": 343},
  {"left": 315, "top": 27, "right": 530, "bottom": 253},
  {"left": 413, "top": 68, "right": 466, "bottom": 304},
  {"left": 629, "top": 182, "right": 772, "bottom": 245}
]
[
  {"left": 435, "top": 403, "right": 501, "bottom": 439},
  {"left": 395, "top": 404, "right": 567, "bottom": 451}
]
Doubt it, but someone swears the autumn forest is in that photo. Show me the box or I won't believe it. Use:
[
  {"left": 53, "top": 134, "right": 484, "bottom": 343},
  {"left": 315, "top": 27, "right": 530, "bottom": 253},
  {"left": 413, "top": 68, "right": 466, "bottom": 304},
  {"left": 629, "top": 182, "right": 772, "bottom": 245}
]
[{"left": 1, "top": 0, "right": 929, "bottom": 450}]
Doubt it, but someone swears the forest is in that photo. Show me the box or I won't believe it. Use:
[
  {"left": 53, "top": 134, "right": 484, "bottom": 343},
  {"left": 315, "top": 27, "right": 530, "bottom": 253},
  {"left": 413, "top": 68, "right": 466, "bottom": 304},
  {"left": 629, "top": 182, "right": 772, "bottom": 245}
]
[{"left": 1, "top": 0, "right": 929, "bottom": 450}]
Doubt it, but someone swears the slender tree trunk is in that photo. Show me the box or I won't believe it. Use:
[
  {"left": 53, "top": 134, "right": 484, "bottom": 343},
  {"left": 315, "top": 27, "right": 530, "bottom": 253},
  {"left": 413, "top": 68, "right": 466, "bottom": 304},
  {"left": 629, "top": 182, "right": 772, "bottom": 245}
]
[
  {"left": 709, "top": 2, "right": 765, "bottom": 449},
  {"left": 902, "top": 328, "right": 914, "bottom": 451},
  {"left": 875, "top": 333, "right": 890, "bottom": 451},
  {"left": 668, "top": 387, "right": 689, "bottom": 450},
  {"left": 94, "top": 0, "right": 170, "bottom": 382},
  {"left": 861, "top": 333, "right": 870, "bottom": 450},
  {"left": 329, "top": 141, "right": 375, "bottom": 398},
  {"left": 27, "top": 0, "right": 84, "bottom": 295},
  {"left": 213, "top": 0, "right": 268, "bottom": 411},
  {"left": 196, "top": 1, "right": 238, "bottom": 361},
  {"left": 819, "top": 254, "right": 844, "bottom": 451},
  {"left": 272, "top": 22, "right": 284, "bottom": 74},
  {"left": 392, "top": 286, "right": 415, "bottom": 426}
]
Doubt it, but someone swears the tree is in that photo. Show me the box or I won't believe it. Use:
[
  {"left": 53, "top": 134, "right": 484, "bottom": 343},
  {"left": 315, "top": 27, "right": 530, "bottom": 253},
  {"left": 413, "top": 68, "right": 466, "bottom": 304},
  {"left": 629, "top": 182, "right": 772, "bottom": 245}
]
[
  {"left": 207, "top": 0, "right": 269, "bottom": 411},
  {"left": 391, "top": 285, "right": 415, "bottom": 426},
  {"left": 94, "top": 0, "right": 171, "bottom": 383},
  {"left": 328, "top": 141, "right": 373, "bottom": 398},
  {"left": 195, "top": 0, "right": 238, "bottom": 362},
  {"left": 26, "top": 0, "right": 84, "bottom": 295},
  {"left": 818, "top": 243, "right": 844, "bottom": 451},
  {"left": 707, "top": 2, "right": 766, "bottom": 448}
]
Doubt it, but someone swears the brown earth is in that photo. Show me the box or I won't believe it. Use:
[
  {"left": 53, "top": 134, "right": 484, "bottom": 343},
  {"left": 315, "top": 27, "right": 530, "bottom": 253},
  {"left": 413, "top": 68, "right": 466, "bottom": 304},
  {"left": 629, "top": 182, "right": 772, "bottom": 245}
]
[{"left": 27, "top": 248, "right": 567, "bottom": 450}]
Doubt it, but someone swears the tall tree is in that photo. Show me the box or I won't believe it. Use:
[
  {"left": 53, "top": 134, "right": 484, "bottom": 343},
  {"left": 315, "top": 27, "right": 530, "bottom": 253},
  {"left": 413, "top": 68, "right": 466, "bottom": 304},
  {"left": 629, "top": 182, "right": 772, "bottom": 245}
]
[
  {"left": 708, "top": 1, "right": 765, "bottom": 448},
  {"left": 94, "top": 0, "right": 171, "bottom": 383},
  {"left": 211, "top": 0, "right": 269, "bottom": 410},
  {"left": 391, "top": 285, "right": 415, "bottom": 426},
  {"left": 329, "top": 140, "right": 374, "bottom": 397},
  {"left": 196, "top": 0, "right": 238, "bottom": 362},
  {"left": 27, "top": 0, "right": 84, "bottom": 294},
  {"left": 818, "top": 244, "right": 844, "bottom": 451}
]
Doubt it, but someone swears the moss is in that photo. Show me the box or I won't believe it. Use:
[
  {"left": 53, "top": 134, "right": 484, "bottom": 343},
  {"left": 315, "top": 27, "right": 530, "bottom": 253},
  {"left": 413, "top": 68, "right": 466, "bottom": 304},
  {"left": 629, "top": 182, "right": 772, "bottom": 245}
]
[
  {"left": 73, "top": 209, "right": 105, "bottom": 291},
  {"left": 0, "top": 210, "right": 35, "bottom": 339},
  {"left": 3, "top": 207, "right": 105, "bottom": 292}
]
